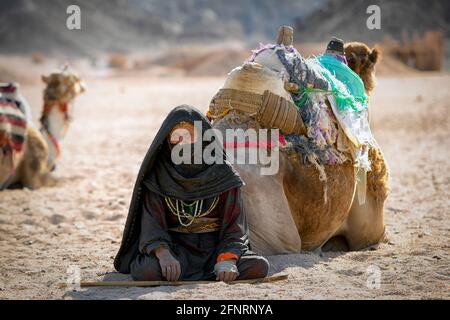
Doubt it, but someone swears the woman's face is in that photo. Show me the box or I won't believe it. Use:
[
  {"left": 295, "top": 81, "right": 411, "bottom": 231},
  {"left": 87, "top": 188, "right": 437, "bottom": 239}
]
[{"left": 168, "top": 122, "right": 199, "bottom": 145}]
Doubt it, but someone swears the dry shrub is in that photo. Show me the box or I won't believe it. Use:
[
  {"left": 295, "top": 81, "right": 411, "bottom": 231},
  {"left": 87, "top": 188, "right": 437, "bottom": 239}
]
[
  {"left": 31, "top": 52, "right": 45, "bottom": 64},
  {"left": 133, "top": 57, "right": 153, "bottom": 70},
  {"left": 108, "top": 53, "right": 129, "bottom": 70},
  {"left": 383, "top": 31, "right": 444, "bottom": 71}
]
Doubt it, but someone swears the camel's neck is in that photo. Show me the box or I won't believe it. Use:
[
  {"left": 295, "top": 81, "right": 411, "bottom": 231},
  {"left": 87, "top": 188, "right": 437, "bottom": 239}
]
[{"left": 40, "top": 101, "right": 71, "bottom": 170}]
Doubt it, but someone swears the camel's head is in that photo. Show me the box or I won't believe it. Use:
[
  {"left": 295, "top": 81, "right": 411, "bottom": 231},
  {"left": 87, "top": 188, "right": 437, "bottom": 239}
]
[
  {"left": 42, "top": 72, "right": 85, "bottom": 104},
  {"left": 40, "top": 71, "right": 85, "bottom": 150},
  {"left": 344, "top": 42, "right": 381, "bottom": 94}
]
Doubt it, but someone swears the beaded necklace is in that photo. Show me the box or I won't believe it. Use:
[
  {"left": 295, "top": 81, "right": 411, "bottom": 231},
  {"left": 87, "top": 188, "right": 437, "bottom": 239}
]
[{"left": 164, "top": 196, "right": 219, "bottom": 227}]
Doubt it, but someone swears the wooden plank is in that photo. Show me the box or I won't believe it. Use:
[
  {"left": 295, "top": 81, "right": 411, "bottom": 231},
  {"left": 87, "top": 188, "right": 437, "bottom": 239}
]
[{"left": 59, "top": 274, "right": 288, "bottom": 288}]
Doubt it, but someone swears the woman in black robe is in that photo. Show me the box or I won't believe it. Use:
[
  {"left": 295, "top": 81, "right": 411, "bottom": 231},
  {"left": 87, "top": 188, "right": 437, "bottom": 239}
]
[{"left": 114, "top": 105, "right": 269, "bottom": 282}]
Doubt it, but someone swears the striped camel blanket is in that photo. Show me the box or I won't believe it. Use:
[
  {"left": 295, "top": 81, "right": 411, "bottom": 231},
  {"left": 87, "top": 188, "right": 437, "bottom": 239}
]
[{"left": 0, "top": 97, "right": 27, "bottom": 155}]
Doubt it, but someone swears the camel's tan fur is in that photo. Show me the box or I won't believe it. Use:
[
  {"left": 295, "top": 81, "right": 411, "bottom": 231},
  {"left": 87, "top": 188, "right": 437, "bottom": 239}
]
[
  {"left": 0, "top": 72, "right": 84, "bottom": 189},
  {"left": 283, "top": 158, "right": 356, "bottom": 250},
  {"left": 14, "top": 126, "right": 50, "bottom": 189},
  {"left": 366, "top": 147, "right": 389, "bottom": 202}
]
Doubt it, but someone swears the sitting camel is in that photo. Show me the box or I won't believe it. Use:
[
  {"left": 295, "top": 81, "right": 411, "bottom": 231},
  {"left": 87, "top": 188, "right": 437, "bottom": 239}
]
[
  {"left": 209, "top": 29, "right": 389, "bottom": 255},
  {"left": 0, "top": 71, "right": 85, "bottom": 189}
]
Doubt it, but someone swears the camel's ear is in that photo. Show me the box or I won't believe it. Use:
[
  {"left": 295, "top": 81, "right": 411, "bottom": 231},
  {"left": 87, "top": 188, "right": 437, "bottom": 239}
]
[
  {"left": 41, "top": 75, "right": 49, "bottom": 83},
  {"left": 369, "top": 47, "right": 381, "bottom": 64}
]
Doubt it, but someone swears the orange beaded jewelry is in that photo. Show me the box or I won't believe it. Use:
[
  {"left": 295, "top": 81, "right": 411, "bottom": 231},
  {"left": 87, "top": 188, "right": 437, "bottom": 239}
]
[{"left": 217, "top": 252, "right": 238, "bottom": 263}]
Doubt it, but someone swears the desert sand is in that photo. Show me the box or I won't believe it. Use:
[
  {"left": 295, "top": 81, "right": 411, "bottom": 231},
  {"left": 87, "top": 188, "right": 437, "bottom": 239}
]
[{"left": 0, "top": 70, "right": 449, "bottom": 299}]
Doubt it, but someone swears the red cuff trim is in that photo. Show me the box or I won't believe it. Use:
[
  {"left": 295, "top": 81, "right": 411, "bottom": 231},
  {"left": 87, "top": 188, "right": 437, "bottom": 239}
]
[{"left": 217, "top": 252, "right": 238, "bottom": 263}]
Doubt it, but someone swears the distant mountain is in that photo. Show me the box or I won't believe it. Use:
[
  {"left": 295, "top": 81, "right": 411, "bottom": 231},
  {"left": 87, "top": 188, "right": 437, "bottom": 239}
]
[
  {"left": 295, "top": 0, "right": 450, "bottom": 43},
  {"left": 0, "top": 0, "right": 324, "bottom": 56}
]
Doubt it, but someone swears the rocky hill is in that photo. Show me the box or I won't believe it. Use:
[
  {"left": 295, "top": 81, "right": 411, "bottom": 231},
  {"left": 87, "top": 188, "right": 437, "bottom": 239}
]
[
  {"left": 295, "top": 0, "right": 450, "bottom": 43},
  {"left": 0, "top": 0, "right": 324, "bottom": 56}
]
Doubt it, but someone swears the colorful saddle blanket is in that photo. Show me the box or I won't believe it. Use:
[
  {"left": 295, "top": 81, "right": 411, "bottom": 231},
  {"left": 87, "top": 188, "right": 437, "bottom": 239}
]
[
  {"left": 250, "top": 44, "right": 375, "bottom": 170},
  {"left": 0, "top": 97, "right": 27, "bottom": 153}
]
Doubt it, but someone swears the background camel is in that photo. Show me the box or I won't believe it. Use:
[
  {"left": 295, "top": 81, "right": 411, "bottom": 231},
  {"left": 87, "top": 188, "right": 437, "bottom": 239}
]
[
  {"left": 0, "top": 71, "right": 84, "bottom": 189},
  {"left": 211, "top": 34, "right": 388, "bottom": 255}
]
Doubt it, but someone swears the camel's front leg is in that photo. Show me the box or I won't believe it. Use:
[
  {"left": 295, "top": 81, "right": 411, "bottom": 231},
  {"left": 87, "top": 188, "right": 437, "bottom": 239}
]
[
  {"left": 338, "top": 148, "right": 389, "bottom": 250},
  {"left": 340, "top": 191, "right": 386, "bottom": 250}
]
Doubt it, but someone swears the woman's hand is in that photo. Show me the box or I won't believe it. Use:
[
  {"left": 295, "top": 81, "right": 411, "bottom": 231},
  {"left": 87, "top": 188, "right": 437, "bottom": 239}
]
[
  {"left": 217, "top": 270, "right": 238, "bottom": 282},
  {"left": 214, "top": 260, "right": 239, "bottom": 282},
  {"left": 154, "top": 246, "right": 181, "bottom": 282}
]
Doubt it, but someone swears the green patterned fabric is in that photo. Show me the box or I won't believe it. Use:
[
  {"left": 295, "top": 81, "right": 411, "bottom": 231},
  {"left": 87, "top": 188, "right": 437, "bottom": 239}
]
[{"left": 316, "top": 54, "right": 368, "bottom": 112}]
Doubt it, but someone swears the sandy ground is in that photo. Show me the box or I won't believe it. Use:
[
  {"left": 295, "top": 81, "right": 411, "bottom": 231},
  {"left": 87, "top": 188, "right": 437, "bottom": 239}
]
[{"left": 0, "top": 72, "right": 449, "bottom": 300}]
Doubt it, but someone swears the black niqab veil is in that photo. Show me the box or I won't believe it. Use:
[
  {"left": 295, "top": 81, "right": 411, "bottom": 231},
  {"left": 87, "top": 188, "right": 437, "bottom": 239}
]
[{"left": 114, "top": 105, "right": 243, "bottom": 273}]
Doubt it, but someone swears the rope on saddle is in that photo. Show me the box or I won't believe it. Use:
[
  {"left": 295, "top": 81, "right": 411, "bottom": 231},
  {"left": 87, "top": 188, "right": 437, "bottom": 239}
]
[{"left": 209, "top": 88, "right": 306, "bottom": 136}]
